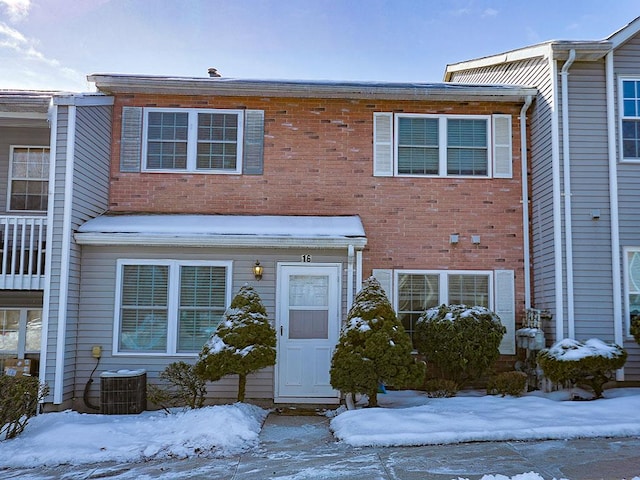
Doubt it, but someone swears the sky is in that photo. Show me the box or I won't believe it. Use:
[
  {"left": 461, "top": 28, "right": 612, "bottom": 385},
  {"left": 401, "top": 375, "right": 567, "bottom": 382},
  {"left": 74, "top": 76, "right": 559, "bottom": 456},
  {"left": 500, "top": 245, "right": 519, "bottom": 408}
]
[
  {"left": 1, "top": 0, "right": 640, "bottom": 92},
  {"left": 2, "top": 388, "right": 640, "bottom": 479}
]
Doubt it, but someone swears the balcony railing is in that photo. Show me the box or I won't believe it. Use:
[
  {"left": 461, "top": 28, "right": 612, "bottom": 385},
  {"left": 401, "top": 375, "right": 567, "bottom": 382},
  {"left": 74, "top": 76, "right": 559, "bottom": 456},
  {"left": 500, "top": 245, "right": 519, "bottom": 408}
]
[{"left": 0, "top": 215, "right": 47, "bottom": 290}]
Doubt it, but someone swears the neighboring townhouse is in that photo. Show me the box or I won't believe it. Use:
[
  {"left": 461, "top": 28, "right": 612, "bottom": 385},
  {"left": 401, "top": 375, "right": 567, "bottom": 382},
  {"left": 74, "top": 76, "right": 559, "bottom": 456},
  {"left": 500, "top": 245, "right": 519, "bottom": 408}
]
[
  {"left": 445, "top": 16, "right": 640, "bottom": 380},
  {"left": 32, "top": 73, "right": 534, "bottom": 410},
  {"left": 0, "top": 91, "right": 52, "bottom": 376}
]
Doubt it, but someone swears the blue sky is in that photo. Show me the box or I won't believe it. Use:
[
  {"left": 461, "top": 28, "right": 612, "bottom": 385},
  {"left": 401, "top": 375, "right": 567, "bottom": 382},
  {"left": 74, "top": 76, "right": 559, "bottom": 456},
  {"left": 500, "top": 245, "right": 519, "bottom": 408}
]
[{"left": 1, "top": 0, "right": 639, "bottom": 91}]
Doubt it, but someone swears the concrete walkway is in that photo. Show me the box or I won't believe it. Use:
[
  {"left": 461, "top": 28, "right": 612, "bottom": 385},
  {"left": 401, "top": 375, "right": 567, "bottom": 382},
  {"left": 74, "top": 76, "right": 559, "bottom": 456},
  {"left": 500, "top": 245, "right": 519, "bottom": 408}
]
[{"left": 3, "top": 413, "right": 640, "bottom": 479}]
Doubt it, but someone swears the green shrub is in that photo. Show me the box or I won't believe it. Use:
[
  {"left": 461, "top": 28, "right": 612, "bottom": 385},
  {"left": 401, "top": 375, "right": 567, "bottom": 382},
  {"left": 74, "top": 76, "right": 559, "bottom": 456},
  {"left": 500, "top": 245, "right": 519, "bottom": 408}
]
[
  {"left": 487, "top": 371, "right": 527, "bottom": 397},
  {"left": 537, "top": 338, "right": 627, "bottom": 398},
  {"left": 330, "top": 277, "right": 425, "bottom": 407},
  {"left": 630, "top": 314, "right": 640, "bottom": 345},
  {"left": 0, "top": 375, "right": 49, "bottom": 440},
  {"left": 147, "top": 361, "right": 206, "bottom": 412},
  {"left": 195, "top": 285, "right": 276, "bottom": 402},
  {"left": 424, "top": 378, "right": 458, "bottom": 398},
  {"left": 414, "top": 304, "right": 506, "bottom": 384}
]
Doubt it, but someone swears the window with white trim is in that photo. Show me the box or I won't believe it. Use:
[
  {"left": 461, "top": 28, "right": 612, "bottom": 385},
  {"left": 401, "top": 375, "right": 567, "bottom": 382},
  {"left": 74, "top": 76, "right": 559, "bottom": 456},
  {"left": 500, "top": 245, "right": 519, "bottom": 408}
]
[
  {"left": 142, "top": 108, "right": 243, "bottom": 173},
  {"left": 621, "top": 79, "right": 640, "bottom": 160},
  {"left": 625, "top": 249, "right": 640, "bottom": 334},
  {"left": 115, "top": 260, "right": 231, "bottom": 354},
  {"left": 0, "top": 308, "right": 41, "bottom": 356},
  {"left": 395, "top": 271, "right": 491, "bottom": 344},
  {"left": 374, "top": 113, "right": 512, "bottom": 178},
  {"left": 8, "top": 146, "right": 49, "bottom": 211}
]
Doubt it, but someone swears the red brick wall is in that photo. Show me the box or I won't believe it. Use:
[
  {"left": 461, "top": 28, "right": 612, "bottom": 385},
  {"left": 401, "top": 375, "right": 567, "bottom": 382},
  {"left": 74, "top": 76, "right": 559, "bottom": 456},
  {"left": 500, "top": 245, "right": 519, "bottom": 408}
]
[{"left": 109, "top": 94, "right": 526, "bottom": 314}]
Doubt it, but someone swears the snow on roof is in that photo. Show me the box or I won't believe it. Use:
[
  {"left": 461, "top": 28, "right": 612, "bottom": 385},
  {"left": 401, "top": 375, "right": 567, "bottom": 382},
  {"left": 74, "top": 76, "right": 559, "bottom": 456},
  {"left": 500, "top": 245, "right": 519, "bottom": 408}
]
[{"left": 75, "top": 214, "right": 367, "bottom": 249}]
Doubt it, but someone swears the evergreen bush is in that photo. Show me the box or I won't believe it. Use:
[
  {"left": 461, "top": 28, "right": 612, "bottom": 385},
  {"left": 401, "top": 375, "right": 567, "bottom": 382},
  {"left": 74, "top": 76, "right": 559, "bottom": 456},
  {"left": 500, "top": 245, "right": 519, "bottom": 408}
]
[
  {"left": 330, "top": 277, "right": 425, "bottom": 407},
  {"left": 194, "top": 285, "right": 276, "bottom": 402},
  {"left": 424, "top": 378, "right": 459, "bottom": 398},
  {"left": 0, "top": 375, "right": 49, "bottom": 440},
  {"left": 414, "top": 304, "right": 506, "bottom": 384},
  {"left": 537, "top": 338, "right": 627, "bottom": 398},
  {"left": 147, "top": 361, "right": 206, "bottom": 412},
  {"left": 487, "top": 371, "right": 527, "bottom": 397},
  {"left": 630, "top": 313, "right": 640, "bottom": 345}
]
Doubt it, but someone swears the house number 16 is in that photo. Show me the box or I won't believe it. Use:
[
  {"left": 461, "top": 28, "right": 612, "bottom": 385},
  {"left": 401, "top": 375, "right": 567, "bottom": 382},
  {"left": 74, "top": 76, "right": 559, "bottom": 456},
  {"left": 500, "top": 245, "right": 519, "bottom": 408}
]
[{"left": 301, "top": 254, "right": 312, "bottom": 263}]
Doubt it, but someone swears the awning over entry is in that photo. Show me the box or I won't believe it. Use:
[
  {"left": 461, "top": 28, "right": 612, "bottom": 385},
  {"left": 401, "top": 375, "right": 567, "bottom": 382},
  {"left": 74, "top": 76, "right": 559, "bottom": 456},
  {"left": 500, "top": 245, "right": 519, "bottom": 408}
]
[{"left": 75, "top": 214, "right": 367, "bottom": 249}]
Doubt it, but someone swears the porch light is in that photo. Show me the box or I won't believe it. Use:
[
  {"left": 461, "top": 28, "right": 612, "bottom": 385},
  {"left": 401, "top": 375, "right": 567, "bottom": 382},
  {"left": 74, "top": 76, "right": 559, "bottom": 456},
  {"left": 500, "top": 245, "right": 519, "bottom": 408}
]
[{"left": 253, "top": 261, "right": 263, "bottom": 280}]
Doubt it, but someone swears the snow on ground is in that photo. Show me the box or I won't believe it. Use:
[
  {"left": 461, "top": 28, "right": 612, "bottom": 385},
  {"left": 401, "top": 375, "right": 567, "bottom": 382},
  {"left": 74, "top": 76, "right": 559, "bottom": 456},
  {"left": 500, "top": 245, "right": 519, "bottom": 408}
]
[{"left": 2, "top": 388, "right": 640, "bottom": 472}]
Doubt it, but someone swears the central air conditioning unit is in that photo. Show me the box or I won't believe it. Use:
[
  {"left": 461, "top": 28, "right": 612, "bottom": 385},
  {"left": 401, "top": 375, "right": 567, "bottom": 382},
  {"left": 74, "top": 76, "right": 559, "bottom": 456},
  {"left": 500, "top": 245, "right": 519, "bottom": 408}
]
[{"left": 100, "top": 369, "right": 147, "bottom": 414}]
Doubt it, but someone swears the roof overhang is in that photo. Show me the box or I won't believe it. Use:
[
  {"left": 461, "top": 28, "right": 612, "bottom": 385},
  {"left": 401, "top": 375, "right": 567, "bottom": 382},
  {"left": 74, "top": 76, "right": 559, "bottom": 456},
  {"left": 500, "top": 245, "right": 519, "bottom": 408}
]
[
  {"left": 0, "top": 91, "right": 55, "bottom": 127},
  {"left": 75, "top": 214, "right": 367, "bottom": 249},
  {"left": 87, "top": 74, "right": 536, "bottom": 103},
  {"left": 444, "top": 41, "right": 612, "bottom": 81}
]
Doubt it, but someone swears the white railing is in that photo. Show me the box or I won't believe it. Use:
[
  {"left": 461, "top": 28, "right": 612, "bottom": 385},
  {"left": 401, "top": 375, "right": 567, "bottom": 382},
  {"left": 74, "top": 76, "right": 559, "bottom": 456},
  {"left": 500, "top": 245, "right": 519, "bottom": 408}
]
[{"left": 0, "top": 215, "right": 47, "bottom": 289}]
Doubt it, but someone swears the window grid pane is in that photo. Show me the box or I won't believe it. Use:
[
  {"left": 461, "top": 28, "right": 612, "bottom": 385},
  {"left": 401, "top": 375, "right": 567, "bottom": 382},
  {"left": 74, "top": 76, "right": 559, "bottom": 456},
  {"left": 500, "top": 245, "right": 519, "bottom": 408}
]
[
  {"left": 447, "top": 274, "right": 489, "bottom": 307},
  {"left": 120, "top": 265, "right": 169, "bottom": 352},
  {"left": 0, "top": 310, "right": 20, "bottom": 352},
  {"left": 146, "top": 112, "right": 189, "bottom": 169},
  {"left": 397, "top": 117, "right": 439, "bottom": 175},
  {"left": 196, "top": 113, "right": 239, "bottom": 170},
  {"left": 622, "top": 80, "right": 640, "bottom": 159},
  {"left": 10, "top": 147, "right": 49, "bottom": 211},
  {"left": 447, "top": 119, "right": 488, "bottom": 175},
  {"left": 397, "top": 273, "right": 439, "bottom": 344},
  {"left": 178, "top": 266, "right": 227, "bottom": 352}
]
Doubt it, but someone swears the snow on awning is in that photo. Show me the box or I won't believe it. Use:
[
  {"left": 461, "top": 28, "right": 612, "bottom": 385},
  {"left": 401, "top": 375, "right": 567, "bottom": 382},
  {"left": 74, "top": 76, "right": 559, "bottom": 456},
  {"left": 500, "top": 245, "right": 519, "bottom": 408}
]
[{"left": 75, "top": 214, "right": 367, "bottom": 249}]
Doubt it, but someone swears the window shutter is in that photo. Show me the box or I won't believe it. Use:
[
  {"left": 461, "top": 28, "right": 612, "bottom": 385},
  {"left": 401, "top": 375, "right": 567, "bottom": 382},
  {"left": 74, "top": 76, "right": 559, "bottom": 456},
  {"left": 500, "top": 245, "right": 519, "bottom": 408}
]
[
  {"left": 120, "top": 106, "right": 143, "bottom": 172},
  {"left": 492, "top": 114, "right": 512, "bottom": 178},
  {"left": 373, "top": 113, "right": 393, "bottom": 176},
  {"left": 243, "top": 110, "right": 264, "bottom": 175},
  {"left": 494, "top": 269, "right": 515, "bottom": 354},
  {"left": 372, "top": 269, "right": 393, "bottom": 304}
]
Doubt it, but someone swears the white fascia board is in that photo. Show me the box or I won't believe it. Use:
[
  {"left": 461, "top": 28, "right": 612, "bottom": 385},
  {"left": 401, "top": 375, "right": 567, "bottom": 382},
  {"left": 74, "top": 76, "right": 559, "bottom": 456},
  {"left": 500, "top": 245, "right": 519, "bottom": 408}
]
[
  {"left": 53, "top": 94, "right": 114, "bottom": 106},
  {"left": 74, "top": 232, "right": 367, "bottom": 249},
  {"left": 0, "top": 111, "right": 48, "bottom": 120}
]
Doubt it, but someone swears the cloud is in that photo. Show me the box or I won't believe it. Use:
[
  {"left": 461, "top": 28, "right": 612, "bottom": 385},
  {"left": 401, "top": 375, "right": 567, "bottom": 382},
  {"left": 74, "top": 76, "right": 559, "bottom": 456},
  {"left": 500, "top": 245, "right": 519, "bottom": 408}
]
[
  {"left": 0, "top": 0, "right": 30, "bottom": 22},
  {"left": 482, "top": 8, "right": 498, "bottom": 18}
]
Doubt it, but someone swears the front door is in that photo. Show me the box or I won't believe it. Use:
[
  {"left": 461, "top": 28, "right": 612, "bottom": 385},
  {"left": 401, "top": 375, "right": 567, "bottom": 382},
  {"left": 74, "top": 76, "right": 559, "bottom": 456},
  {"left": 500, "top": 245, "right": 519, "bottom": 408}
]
[{"left": 275, "top": 264, "right": 341, "bottom": 403}]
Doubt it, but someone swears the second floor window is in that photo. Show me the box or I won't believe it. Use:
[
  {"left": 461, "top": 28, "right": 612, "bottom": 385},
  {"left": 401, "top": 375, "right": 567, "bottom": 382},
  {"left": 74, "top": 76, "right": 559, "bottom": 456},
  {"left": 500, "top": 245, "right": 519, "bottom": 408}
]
[
  {"left": 143, "top": 108, "right": 243, "bottom": 173},
  {"left": 622, "top": 79, "right": 640, "bottom": 160},
  {"left": 8, "top": 146, "right": 49, "bottom": 212}
]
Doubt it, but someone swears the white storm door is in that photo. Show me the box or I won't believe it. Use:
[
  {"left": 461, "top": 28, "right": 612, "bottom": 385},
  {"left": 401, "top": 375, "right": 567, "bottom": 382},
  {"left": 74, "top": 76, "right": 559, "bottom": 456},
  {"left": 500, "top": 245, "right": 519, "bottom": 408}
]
[{"left": 276, "top": 264, "right": 341, "bottom": 403}]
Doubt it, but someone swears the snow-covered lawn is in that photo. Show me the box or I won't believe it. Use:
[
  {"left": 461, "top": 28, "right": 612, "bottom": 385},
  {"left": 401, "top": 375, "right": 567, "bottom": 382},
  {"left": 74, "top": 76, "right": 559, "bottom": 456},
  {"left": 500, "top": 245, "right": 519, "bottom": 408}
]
[{"left": 2, "top": 388, "right": 640, "bottom": 469}]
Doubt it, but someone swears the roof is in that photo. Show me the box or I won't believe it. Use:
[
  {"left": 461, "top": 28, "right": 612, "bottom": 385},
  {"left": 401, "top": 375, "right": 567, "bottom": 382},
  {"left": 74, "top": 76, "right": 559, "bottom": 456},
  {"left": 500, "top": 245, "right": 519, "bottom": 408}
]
[
  {"left": 75, "top": 214, "right": 367, "bottom": 249},
  {"left": 87, "top": 74, "right": 536, "bottom": 102},
  {"left": 0, "top": 90, "right": 56, "bottom": 127},
  {"left": 444, "top": 16, "right": 640, "bottom": 81}
]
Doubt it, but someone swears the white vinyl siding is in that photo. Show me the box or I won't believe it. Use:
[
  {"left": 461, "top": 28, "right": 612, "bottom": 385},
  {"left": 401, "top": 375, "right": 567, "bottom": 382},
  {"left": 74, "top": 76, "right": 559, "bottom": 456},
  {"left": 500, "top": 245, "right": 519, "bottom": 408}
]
[
  {"left": 375, "top": 113, "right": 511, "bottom": 178},
  {"left": 114, "top": 259, "right": 232, "bottom": 355},
  {"left": 142, "top": 108, "right": 244, "bottom": 173}
]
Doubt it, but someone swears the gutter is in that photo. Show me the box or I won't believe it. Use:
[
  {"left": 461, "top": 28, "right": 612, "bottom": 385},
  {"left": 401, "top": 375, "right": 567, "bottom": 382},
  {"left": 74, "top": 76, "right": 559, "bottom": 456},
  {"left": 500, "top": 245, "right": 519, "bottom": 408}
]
[
  {"left": 520, "top": 95, "right": 534, "bottom": 309},
  {"left": 561, "top": 49, "right": 577, "bottom": 339},
  {"left": 605, "top": 51, "right": 624, "bottom": 380}
]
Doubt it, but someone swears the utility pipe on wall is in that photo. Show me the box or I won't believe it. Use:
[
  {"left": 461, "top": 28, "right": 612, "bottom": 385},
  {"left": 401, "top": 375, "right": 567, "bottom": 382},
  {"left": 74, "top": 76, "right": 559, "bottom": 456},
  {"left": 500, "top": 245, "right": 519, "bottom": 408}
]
[
  {"left": 521, "top": 95, "right": 534, "bottom": 309},
  {"left": 561, "top": 49, "right": 577, "bottom": 339}
]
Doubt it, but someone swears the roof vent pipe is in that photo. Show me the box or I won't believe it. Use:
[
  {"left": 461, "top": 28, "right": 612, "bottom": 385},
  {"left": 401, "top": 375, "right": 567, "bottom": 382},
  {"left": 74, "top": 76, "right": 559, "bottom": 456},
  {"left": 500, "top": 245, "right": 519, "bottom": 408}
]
[{"left": 208, "top": 68, "right": 221, "bottom": 78}]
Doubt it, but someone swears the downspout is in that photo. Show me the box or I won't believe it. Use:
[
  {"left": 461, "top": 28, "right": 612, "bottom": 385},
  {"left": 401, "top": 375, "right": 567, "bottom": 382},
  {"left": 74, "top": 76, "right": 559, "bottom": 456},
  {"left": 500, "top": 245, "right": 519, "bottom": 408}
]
[
  {"left": 520, "top": 95, "right": 534, "bottom": 309},
  {"left": 356, "top": 250, "right": 363, "bottom": 291},
  {"left": 549, "top": 48, "right": 565, "bottom": 341},
  {"left": 605, "top": 51, "right": 624, "bottom": 380},
  {"left": 39, "top": 100, "right": 57, "bottom": 399},
  {"left": 561, "top": 49, "right": 577, "bottom": 339},
  {"left": 53, "top": 104, "right": 76, "bottom": 404},
  {"left": 347, "top": 244, "right": 354, "bottom": 309}
]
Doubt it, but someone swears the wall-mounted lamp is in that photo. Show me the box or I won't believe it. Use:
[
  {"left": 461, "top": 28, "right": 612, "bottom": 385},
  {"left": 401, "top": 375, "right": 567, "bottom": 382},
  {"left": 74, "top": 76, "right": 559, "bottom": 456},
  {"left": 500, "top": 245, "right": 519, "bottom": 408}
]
[
  {"left": 471, "top": 235, "right": 481, "bottom": 245},
  {"left": 450, "top": 234, "right": 459, "bottom": 244},
  {"left": 253, "top": 260, "right": 263, "bottom": 281}
]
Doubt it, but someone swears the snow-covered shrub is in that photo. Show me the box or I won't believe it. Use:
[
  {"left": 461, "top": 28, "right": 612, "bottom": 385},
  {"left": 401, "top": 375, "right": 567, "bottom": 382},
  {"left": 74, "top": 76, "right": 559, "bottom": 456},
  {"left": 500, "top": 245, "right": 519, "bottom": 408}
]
[
  {"left": 330, "top": 277, "right": 425, "bottom": 408},
  {"left": 424, "top": 378, "right": 458, "bottom": 398},
  {"left": 537, "top": 338, "right": 627, "bottom": 398},
  {"left": 147, "top": 361, "right": 206, "bottom": 412},
  {"left": 414, "top": 304, "right": 506, "bottom": 384},
  {"left": 487, "top": 371, "right": 527, "bottom": 397},
  {"left": 0, "top": 375, "right": 48, "bottom": 440},
  {"left": 194, "top": 285, "right": 276, "bottom": 402}
]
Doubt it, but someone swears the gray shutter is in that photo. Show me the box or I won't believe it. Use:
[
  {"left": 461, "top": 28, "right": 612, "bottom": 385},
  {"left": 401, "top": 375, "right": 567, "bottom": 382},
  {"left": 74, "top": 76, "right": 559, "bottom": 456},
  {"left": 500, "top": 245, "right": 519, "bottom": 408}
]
[
  {"left": 495, "top": 269, "right": 515, "bottom": 354},
  {"left": 493, "top": 114, "right": 512, "bottom": 178},
  {"left": 373, "top": 113, "right": 393, "bottom": 176},
  {"left": 372, "top": 269, "right": 393, "bottom": 304},
  {"left": 120, "top": 106, "right": 143, "bottom": 172},
  {"left": 243, "top": 110, "right": 264, "bottom": 175}
]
